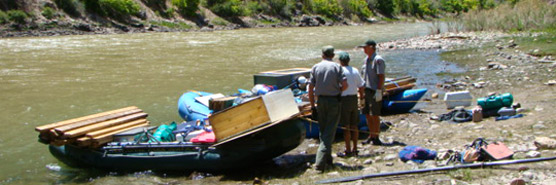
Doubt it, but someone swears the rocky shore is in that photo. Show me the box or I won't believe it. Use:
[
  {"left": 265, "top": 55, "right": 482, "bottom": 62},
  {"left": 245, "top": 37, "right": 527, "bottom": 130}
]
[{"left": 279, "top": 31, "right": 556, "bottom": 184}]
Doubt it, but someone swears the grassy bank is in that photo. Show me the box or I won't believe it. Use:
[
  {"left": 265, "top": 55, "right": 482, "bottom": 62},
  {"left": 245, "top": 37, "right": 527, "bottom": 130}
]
[
  {"left": 460, "top": 0, "right": 556, "bottom": 32},
  {"left": 0, "top": 0, "right": 516, "bottom": 34}
]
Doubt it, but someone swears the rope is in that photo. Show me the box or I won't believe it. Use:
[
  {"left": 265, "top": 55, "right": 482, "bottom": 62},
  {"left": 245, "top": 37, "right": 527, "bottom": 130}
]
[
  {"left": 298, "top": 116, "right": 395, "bottom": 135},
  {"left": 386, "top": 99, "right": 475, "bottom": 103}
]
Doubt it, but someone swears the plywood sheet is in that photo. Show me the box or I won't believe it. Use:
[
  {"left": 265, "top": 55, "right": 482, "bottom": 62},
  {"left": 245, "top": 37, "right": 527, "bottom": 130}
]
[
  {"left": 209, "top": 98, "right": 270, "bottom": 141},
  {"left": 261, "top": 89, "right": 299, "bottom": 122}
]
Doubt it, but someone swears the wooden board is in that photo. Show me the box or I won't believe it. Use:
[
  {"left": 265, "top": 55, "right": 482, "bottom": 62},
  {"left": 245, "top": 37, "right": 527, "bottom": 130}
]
[
  {"left": 261, "top": 89, "right": 299, "bottom": 122},
  {"left": 61, "top": 112, "right": 148, "bottom": 138},
  {"left": 211, "top": 114, "right": 301, "bottom": 147},
  {"left": 85, "top": 119, "right": 148, "bottom": 138},
  {"left": 35, "top": 106, "right": 139, "bottom": 132},
  {"left": 210, "top": 97, "right": 270, "bottom": 141},
  {"left": 53, "top": 108, "right": 143, "bottom": 133},
  {"left": 209, "top": 89, "right": 300, "bottom": 142}
]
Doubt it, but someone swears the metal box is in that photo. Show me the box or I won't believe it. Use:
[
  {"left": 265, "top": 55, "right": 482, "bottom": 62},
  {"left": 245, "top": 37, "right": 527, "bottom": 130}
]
[{"left": 254, "top": 68, "right": 310, "bottom": 89}]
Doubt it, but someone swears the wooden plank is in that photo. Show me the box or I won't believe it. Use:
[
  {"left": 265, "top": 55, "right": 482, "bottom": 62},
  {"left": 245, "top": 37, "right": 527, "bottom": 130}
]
[
  {"left": 385, "top": 78, "right": 416, "bottom": 90},
  {"left": 86, "top": 119, "right": 148, "bottom": 138},
  {"left": 90, "top": 123, "right": 149, "bottom": 147},
  {"left": 261, "top": 89, "right": 299, "bottom": 122},
  {"left": 76, "top": 137, "right": 92, "bottom": 147},
  {"left": 54, "top": 108, "right": 143, "bottom": 134},
  {"left": 61, "top": 112, "right": 148, "bottom": 138},
  {"left": 209, "top": 97, "right": 271, "bottom": 141},
  {"left": 384, "top": 84, "right": 416, "bottom": 96},
  {"left": 35, "top": 106, "right": 139, "bottom": 132}
]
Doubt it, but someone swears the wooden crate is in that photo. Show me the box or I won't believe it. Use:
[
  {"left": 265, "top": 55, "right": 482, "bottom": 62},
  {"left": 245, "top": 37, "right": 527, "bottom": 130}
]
[{"left": 209, "top": 89, "right": 299, "bottom": 141}]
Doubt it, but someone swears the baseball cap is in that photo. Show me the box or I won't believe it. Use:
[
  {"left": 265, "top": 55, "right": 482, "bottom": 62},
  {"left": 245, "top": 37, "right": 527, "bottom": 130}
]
[
  {"left": 322, "top": 45, "right": 335, "bottom": 56},
  {"left": 358, "top": 39, "right": 377, "bottom": 48},
  {"left": 338, "top": 51, "right": 350, "bottom": 62}
]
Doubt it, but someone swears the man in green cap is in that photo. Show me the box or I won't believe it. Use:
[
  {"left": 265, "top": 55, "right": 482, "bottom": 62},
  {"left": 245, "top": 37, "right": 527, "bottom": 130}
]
[
  {"left": 308, "top": 45, "right": 348, "bottom": 172},
  {"left": 337, "top": 51, "right": 364, "bottom": 157},
  {"left": 359, "top": 39, "right": 385, "bottom": 145}
]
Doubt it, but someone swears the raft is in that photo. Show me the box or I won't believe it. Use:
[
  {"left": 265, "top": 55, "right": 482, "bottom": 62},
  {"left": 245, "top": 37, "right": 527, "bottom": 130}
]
[
  {"left": 48, "top": 118, "right": 305, "bottom": 171},
  {"left": 304, "top": 88, "right": 427, "bottom": 138},
  {"left": 178, "top": 91, "right": 212, "bottom": 122}
]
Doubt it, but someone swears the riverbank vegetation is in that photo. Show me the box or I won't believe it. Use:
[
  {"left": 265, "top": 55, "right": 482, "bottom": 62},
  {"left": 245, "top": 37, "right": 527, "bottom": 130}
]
[{"left": 0, "top": 0, "right": 553, "bottom": 37}]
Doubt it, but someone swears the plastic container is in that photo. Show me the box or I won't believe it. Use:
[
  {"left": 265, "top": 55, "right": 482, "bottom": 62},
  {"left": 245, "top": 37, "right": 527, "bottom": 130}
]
[
  {"left": 477, "top": 93, "right": 513, "bottom": 110},
  {"left": 444, "top": 91, "right": 473, "bottom": 109}
]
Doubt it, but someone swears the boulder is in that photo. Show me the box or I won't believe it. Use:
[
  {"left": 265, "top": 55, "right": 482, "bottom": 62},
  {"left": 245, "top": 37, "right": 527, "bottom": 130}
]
[{"left": 534, "top": 137, "right": 556, "bottom": 149}]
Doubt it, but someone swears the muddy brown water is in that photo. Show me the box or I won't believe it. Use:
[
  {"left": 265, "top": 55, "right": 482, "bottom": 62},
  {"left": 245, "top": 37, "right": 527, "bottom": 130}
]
[{"left": 0, "top": 23, "right": 464, "bottom": 184}]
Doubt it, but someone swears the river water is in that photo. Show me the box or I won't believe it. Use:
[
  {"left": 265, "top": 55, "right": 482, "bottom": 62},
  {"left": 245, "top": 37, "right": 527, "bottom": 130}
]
[{"left": 0, "top": 22, "right": 464, "bottom": 184}]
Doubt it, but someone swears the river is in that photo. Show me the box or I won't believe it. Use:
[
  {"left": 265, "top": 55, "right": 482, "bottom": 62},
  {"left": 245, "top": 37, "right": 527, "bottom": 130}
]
[{"left": 0, "top": 22, "right": 464, "bottom": 184}]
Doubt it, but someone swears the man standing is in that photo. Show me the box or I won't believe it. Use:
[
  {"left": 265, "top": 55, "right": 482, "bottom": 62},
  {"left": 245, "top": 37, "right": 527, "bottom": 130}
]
[
  {"left": 359, "top": 39, "right": 385, "bottom": 145},
  {"left": 308, "top": 45, "right": 348, "bottom": 172},
  {"left": 337, "top": 51, "right": 364, "bottom": 157}
]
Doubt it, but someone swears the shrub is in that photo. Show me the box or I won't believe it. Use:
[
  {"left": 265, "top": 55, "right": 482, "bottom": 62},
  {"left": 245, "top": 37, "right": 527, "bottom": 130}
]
[
  {"left": 206, "top": 0, "right": 246, "bottom": 17},
  {"left": 42, "top": 7, "right": 57, "bottom": 19},
  {"left": 0, "top": 11, "right": 8, "bottom": 24},
  {"left": 312, "top": 0, "right": 343, "bottom": 19},
  {"left": 344, "top": 0, "right": 373, "bottom": 18},
  {"left": 376, "top": 0, "right": 397, "bottom": 16},
  {"left": 267, "top": 0, "right": 294, "bottom": 17},
  {"left": 98, "top": 0, "right": 141, "bottom": 18},
  {"left": 54, "top": 0, "right": 83, "bottom": 17},
  {"left": 246, "top": 1, "right": 263, "bottom": 15},
  {"left": 7, "top": 10, "right": 28, "bottom": 24},
  {"left": 172, "top": 0, "right": 201, "bottom": 17}
]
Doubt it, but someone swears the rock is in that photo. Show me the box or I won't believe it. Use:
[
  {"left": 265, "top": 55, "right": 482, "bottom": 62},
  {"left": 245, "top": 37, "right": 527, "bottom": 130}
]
[
  {"left": 545, "top": 80, "right": 556, "bottom": 86},
  {"left": 532, "top": 124, "right": 547, "bottom": 129},
  {"left": 510, "top": 178, "right": 526, "bottom": 185},
  {"left": 431, "top": 93, "right": 439, "bottom": 99},
  {"left": 383, "top": 154, "right": 398, "bottom": 161},
  {"left": 363, "top": 159, "right": 373, "bottom": 164},
  {"left": 525, "top": 151, "right": 541, "bottom": 158},
  {"left": 385, "top": 162, "right": 394, "bottom": 166},
  {"left": 522, "top": 171, "right": 536, "bottom": 181},
  {"left": 534, "top": 137, "right": 556, "bottom": 149}
]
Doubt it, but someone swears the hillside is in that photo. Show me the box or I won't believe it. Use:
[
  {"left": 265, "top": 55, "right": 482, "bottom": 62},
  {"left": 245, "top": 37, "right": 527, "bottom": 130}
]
[{"left": 0, "top": 0, "right": 502, "bottom": 37}]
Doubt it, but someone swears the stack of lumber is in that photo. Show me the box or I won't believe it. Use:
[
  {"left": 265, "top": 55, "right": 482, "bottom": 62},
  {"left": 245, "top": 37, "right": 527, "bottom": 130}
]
[
  {"left": 384, "top": 76, "right": 417, "bottom": 96},
  {"left": 35, "top": 106, "right": 150, "bottom": 148}
]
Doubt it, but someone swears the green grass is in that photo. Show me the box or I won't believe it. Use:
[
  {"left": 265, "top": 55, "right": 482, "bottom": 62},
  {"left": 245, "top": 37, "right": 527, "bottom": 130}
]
[
  {"left": 461, "top": 0, "right": 556, "bottom": 32},
  {"left": 149, "top": 21, "right": 193, "bottom": 29},
  {"left": 511, "top": 32, "right": 556, "bottom": 58},
  {"left": 211, "top": 17, "right": 229, "bottom": 26}
]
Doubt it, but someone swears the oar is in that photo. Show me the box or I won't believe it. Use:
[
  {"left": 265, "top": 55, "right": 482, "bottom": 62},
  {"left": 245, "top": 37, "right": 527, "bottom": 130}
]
[{"left": 316, "top": 156, "right": 556, "bottom": 184}]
